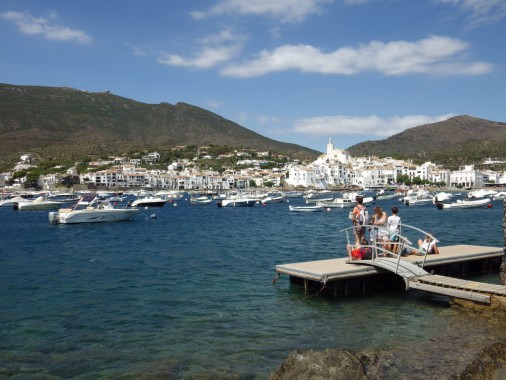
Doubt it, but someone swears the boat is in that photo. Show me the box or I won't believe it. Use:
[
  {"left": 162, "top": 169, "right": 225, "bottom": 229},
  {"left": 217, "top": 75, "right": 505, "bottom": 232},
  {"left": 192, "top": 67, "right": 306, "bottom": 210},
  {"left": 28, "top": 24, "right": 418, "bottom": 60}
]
[
  {"left": 432, "top": 192, "right": 453, "bottom": 203},
  {"left": 261, "top": 193, "right": 285, "bottom": 204},
  {"left": 190, "top": 196, "right": 212, "bottom": 205},
  {"left": 289, "top": 205, "right": 324, "bottom": 212},
  {"left": 14, "top": 196, "right": 62, "bottom": 211},
  {"left": 1, "top": 196, "right": 30, "bottom": 207},
  {"left": 48, "top": 196, "right": 138, "bottom": 224},
  {"left": 131, "top": 196, "right": 166, "bottom": 208},
  {"left": 305, "top": 197, "right": 333, "bottom": 204},
  {"left": 316, "top": 197, "right": 354, "bottom": 208},
  {"left": 316, "top": 192, "right": 374, "bottom": 208},
  {"left": 467, "top": 189, "right": 497, "bottom": 199},
  {"left": 374, "top": 189, "right": 400, "bottom": 200},
  {"left": 218, "top": 198, "right": 258, "bottom": 207},
  {"left": 437, "top": 197, "right": 492, "bottom": 209}
]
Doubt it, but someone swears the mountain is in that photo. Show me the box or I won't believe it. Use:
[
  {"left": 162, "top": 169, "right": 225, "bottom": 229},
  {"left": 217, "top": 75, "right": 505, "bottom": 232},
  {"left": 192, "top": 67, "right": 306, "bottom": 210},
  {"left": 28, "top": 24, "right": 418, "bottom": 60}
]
[
  {"left": 346, "top": 115, "right": 506, "bottom": 168},
  {"left": 0, "top": 83, "right": 320, "bottom": 169}
]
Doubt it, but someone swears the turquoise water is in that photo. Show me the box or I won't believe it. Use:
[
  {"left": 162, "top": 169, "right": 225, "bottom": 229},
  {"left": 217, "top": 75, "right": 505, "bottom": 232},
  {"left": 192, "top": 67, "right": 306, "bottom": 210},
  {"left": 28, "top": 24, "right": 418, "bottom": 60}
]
[{"left": 1, "top": 196, "right": 505, "bottom": 378}]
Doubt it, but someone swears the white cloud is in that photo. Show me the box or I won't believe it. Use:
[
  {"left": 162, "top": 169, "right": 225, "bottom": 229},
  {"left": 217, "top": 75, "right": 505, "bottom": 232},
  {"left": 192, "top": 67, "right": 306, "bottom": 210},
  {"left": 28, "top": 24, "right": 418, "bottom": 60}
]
[
  {"left": 222, "top": 36, "right": 493, "bottom": 77},
  {"left": 293, "top": 114, "right": 456, "bottom": 137},
  {"left": 206, "top": 99, "right": 223, "bottom": 108},
  {"left": 191, "top": 0, "right": 331, "bottom": 23},
  {"left": 132, "top": 46, "right": 146, "bottom": 57},
  {"left": 158, "top": 29, "right": 245, "bottom": 69},
  {"left": 437, "top": 0, "right": 506, "bottom": 27},
  {"left": 1, "top": 11, "right": 92, "bottom": 44}
]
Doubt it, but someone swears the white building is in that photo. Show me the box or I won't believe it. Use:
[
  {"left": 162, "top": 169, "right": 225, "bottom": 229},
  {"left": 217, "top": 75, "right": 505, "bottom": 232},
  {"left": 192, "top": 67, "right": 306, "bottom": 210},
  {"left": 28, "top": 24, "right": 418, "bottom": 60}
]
[{"left": 449, "top": 165, "right": 484, "bottom": 188}]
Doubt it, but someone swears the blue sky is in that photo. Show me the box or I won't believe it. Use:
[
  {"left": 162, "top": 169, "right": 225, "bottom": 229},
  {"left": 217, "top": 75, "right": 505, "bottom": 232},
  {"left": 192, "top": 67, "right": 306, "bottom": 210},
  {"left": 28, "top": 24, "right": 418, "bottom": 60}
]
[{"left": 1, "top": 0, "right": 505, "bottom": 153}]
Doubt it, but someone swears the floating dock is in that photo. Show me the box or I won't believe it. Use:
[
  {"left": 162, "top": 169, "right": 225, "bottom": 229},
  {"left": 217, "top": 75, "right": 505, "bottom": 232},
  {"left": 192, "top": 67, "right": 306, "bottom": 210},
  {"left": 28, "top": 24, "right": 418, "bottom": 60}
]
[{"left": 275, "top": 245, "right": 505, "bottom": 300}]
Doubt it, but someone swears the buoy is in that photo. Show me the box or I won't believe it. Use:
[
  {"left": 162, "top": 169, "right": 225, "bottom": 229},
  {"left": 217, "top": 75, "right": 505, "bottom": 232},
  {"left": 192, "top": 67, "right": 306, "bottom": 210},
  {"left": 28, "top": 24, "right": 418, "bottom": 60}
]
[
  {"left": 487, "top": 203, "right": 493, "bottom": 208},
  {"left": 326, "top": 208, "right": 331, "bottom": 212},
  {"left": 150, "top": 214, "right": 156, "bottom": 219},
  {"left": 174, "top": 202, "right": 178, "bottom": 207}
]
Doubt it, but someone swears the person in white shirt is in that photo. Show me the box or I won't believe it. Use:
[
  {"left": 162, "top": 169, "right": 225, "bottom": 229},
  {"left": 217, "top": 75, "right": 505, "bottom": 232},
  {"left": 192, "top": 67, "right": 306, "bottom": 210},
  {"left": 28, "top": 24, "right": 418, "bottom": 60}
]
[{"left": 387, "top": 206, "right": 401, "bottom": 253}]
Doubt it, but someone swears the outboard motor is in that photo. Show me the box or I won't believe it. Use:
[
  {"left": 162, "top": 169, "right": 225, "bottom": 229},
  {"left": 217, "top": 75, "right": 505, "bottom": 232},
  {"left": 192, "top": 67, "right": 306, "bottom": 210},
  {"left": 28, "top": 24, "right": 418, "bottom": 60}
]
[{"left": 48, "top": 212, "right": 60, "bottom": 224}]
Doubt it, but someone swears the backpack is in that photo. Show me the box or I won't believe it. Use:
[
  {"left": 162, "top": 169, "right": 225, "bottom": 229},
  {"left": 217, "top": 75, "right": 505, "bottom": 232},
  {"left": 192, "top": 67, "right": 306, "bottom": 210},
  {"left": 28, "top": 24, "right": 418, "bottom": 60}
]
[{"left": 356, "top": 207, "right": 369, "bottom": 225}]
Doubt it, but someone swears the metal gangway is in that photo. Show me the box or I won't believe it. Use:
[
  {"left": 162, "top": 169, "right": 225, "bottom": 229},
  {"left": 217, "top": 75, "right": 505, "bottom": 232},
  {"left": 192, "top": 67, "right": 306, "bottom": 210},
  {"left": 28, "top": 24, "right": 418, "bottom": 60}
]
[{"left": 341, "top": 224, "right": 506, "bottom": 304}]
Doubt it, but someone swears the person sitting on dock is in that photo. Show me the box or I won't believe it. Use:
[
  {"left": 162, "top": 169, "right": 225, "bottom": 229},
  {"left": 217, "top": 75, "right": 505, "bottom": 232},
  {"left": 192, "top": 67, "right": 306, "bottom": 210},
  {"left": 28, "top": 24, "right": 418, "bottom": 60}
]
[{"left": 403, "top": 234, "right": 440, "bottom": 256}]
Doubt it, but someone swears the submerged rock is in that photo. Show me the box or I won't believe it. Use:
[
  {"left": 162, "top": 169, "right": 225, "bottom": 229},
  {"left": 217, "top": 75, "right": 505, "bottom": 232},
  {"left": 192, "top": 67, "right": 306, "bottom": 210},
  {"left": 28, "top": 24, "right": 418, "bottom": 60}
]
[
  {"left": 269, "top": 348, "right": 367, "bottom": 380},
  {"left": 455, "top": 342, "right": 506, "bottom": 380},
  {"left": 271, "top": 343, "right": 506, "bottom": 380}
]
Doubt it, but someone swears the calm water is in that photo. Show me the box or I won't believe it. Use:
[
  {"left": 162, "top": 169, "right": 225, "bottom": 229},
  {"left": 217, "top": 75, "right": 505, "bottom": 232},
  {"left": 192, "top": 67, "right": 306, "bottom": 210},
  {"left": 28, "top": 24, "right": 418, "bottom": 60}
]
[{"left": 1, "top": 195, "right": 505, "bottom": 379}]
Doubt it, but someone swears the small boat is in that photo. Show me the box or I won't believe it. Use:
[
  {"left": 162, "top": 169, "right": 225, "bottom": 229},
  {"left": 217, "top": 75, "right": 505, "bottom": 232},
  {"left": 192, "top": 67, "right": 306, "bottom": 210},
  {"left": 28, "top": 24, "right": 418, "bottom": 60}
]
[
  {"left": 261, "top": 195, "right": 284, "bottom": 204},
  {"left": 131, "top": 196, "right": 166, "bottom": 208},
  {"left": 316, "top": 198, "right": 354, "bottom": 208},
  {"left": 190, "top": 196, "right": 212, "bottom": 205},
  {"left": 218, "top": 198, "right": 258, "bottom": 207},
  {"left": 437, "top": 197, "right": 492, "bottom": 209},
  {"left": 0, "top": 195, "right": 34, "bottom": 207},
  {"left": 49, "top": 196, "right": 138, "bottom": 224},
  {"left": 289, "top": 205, "right": 324, "bottom": 212},
  {"left": 14, "top": 196, "right": 62, "bottom": 211}
]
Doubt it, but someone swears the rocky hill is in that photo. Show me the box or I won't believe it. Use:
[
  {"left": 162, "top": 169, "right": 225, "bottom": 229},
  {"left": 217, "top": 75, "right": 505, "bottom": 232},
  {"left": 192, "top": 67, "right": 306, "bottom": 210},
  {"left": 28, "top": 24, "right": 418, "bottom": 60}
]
[
  {"left": 347, "top": 115, "right": 506, "bottom": 168},
  {"left": 0, "top": 83, "right": 319, "bottom": 169}
]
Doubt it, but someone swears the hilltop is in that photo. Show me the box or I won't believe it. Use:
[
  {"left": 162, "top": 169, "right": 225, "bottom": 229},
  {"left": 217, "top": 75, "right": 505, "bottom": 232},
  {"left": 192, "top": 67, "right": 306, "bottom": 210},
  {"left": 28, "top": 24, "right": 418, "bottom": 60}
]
[
  {"left": 0, "top": 83, "right": 319, "bottom": 170},
  {"left": 347, "top": 115, "right": 506, "bottom": 168}
]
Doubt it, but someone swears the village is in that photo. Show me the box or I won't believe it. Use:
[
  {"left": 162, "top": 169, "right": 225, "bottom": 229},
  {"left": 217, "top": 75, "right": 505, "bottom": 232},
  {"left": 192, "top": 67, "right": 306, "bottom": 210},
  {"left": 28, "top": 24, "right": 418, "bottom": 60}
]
[{"left": 1, "top": 138, "right": 506, "bottom": 192}]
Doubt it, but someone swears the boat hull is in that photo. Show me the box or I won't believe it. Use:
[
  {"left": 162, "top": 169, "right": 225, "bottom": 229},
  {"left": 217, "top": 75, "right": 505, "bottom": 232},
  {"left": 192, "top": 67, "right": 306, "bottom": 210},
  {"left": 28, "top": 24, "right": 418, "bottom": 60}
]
[
  {"left": 49, "top": 208, "right": 139, "bottom": 224},
  {"left": 131, "top": 200, "right": 166, "bottom": 207},
  {"left": 440, "top": 198, "right": 492, "bottom": 209},
  {"left": 289, "top": 205, "right": 323, "bottom": 212},
  {"left": 15, "top": 201, "right": 61, "bottom": 211},
  {"left": 219, "top": 199, "right": 258, "bottom": 207}
]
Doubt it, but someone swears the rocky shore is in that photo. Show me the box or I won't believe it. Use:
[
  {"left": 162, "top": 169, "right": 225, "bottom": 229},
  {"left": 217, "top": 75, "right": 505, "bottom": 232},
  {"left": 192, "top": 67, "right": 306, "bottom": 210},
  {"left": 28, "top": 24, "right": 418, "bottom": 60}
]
[{"left": 270, "top": 342, "right": 506, "bottom": 380}]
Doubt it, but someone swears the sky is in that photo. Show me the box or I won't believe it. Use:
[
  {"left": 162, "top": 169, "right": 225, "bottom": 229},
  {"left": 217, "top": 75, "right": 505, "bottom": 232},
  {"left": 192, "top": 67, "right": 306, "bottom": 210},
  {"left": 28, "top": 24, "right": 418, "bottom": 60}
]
[{"left": 1, "top": 0, "right": 506, "bottom": 153}]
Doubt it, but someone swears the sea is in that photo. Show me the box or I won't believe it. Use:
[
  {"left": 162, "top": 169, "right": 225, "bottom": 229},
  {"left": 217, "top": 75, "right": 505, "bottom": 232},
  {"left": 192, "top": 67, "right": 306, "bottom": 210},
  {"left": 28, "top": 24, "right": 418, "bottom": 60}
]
[{"left": 1, "top": 194, "right": 505, "bottom": 379}]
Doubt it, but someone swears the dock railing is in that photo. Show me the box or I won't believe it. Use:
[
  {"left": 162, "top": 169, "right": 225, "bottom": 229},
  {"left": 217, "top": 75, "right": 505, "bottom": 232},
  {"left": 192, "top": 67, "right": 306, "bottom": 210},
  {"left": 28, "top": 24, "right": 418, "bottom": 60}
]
[{"left": 341, "top": 224, "right": 439, "bottom": 273}]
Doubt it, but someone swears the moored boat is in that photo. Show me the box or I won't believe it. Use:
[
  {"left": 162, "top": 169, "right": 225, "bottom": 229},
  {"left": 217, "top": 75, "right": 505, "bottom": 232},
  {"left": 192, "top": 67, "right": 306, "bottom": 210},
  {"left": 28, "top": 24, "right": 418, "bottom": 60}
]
[
  {"left": 437, "top": 197, "right": 492, "bottom": 209},
  {"left": 190, "top": 196, "right": 212, "bottom": 205},
  {"left": 14, "top": 196, "right": 62, "bottom": 211},
  {"left": 218, "top": 198, "right": 258, "bottom": 207},
  {"left": 289, "top": 205, "right": 324, "bottom": 212},
  {"left": 49, "top": 196, "right": 138, "bottom": 224},
  {"left": 131, "top": 196, "right": 166, "bottom": 208}
]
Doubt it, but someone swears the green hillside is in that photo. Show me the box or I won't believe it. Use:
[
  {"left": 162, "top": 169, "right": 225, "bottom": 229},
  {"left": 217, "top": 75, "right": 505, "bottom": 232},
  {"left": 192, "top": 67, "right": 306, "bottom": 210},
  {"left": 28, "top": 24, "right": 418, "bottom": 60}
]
[{"left": 0, "top": 83, "right": 319, "bottom": 169}]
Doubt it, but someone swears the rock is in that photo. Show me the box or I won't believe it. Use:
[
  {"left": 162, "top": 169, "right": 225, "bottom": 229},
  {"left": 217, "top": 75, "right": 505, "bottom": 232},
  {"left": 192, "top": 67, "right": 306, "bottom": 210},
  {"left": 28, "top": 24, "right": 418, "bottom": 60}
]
[
  {"left": 269, "top": 348, "right": 367, "bottom": 380},
  {"left": 455, "top": 342, "right": 506, "bottom": 380}
]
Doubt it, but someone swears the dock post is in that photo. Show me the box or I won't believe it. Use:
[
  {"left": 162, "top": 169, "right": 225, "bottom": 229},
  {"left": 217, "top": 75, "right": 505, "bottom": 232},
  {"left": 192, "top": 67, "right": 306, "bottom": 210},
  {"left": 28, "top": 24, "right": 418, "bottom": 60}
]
[{"left": 501, "top": 199, "right": 506, "bottom": 285}]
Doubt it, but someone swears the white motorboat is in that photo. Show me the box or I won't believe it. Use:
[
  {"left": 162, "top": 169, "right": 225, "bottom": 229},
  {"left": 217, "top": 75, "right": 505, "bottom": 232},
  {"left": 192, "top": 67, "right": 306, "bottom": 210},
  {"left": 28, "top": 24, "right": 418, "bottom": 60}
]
[
  {"left": 14, "top": 196, "right": 62, "bottom": 211},
  {"left": 261, "top": 195, "right": 284, "bottom": 204},
  {"left": 0, "top": 196, "right": 32, "bottom": 207},
  {"left": 218, "top": 198, "right": 258, "bottom": 207},
  {"left": 437, "top": 197, "right": 492, "bottom": 209},
  {"left": 49, "top": 197, "right": 138, "bottom": 224},
  {"left": 131, "top": 196, "right": 166, "bottom": 208},
  {"left": 289, "top": 205, "right": 324, "bottom": 212},
  {"left": 432, "top": 192, "right": 452, "bottom": 203},
  {"left": 316, "top": 197, "right": 354, "bottom": 208},
  {"left": 190, "top": 196, "right": 212, "bottom": 205},
  {"left": 467, "top": 189, "right": 497, "bottom": 199}
]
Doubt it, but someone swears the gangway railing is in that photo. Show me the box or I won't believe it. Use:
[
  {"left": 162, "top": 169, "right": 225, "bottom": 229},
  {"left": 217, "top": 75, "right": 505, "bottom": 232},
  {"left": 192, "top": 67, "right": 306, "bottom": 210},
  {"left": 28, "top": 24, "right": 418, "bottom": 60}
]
[{"left": 340, "top": 223, "right": 439, "bottom": 274}]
